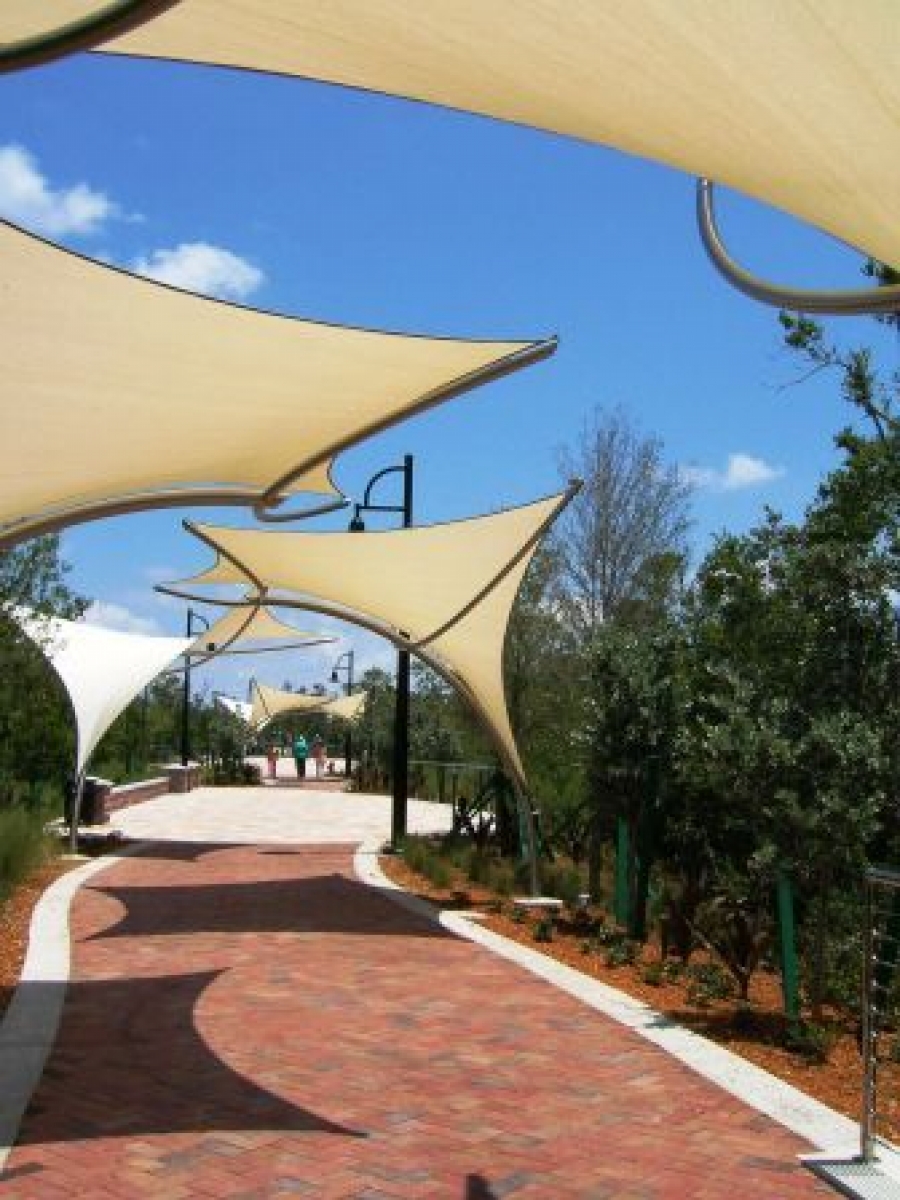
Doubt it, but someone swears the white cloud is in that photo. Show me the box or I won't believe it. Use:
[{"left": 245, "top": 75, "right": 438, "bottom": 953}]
[
  {"left": 680, "top": 453, "right": 784, "bottom": 492},
  {"left": 132, "top": 242, "right": 264, "bottom": 301},
  {"left": 0, "top": 143, "right": 118, "bottom": 237},
  {"left": 82, "top": 601, "right": 162, "bottom": 636}
]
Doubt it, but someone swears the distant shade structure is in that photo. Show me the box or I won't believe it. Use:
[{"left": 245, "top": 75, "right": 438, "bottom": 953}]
[
  {"left": 187, "top": 604, "right": 336, "bottom": 661},
  {"left": 103, "top": 0, "right": 900, "bottom": 272},
  {"left": 215, "top": 693, "right": 253, "bottom": 724},
  {"left": 11, "top": 607, "right": 190, "bottom": 773},
  {"left": 250, "top": 680, "right": 367, "bottom": 732},
  {"left": 163, "top": 485, "right": 579, "bottom": 789},
  {"left": 0, "top": 221, "right": 553, "bottom": 546}
]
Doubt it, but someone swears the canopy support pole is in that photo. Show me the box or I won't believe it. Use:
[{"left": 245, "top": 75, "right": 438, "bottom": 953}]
[
  {"left": 513, "top": 785, "right": 540, "bottom": 897},
  {"left": 696, "top": 178, "right": 900, "bottom": 316},
  {"left": 68, "top": 768, "right": 86, "bottom": 855}
]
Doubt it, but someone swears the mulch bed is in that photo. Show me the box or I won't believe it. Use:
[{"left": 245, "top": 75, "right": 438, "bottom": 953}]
[
  {"left": 379, "top": 853, "right": 891, "bottom": 1140},
  {"left": 0, "top": 857, "right": 83, "bottom": 1023}
]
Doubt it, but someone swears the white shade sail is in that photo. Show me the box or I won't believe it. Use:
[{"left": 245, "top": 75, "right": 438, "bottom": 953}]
[
  {"left": 168, "top": 486, "right": 577, "bottom": 787},
  {"left": 215, "top": 693, "right": 253, "bottom": 724},
  {"left": 100, "top": 1, "right": 900, "bottom": 271},
  {"left": 188, "top": 604, "right": 335, "bottom": 658},
  {"left": 14, "top": 608, "right": 191, "bottom": 773},
  {"left": 0, "top": 220, "right": 552, "bottom": 545},
  {"left": 251, "top": 679, "right": 366, "bottom": 732}
]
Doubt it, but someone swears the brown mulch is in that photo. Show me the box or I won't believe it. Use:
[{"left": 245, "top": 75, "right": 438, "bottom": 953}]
[
  {"left": 379, "top": 853, "right": 889, "bottom": 1140},
  {"left": 0, "top": 857, "right": 85, "bottom": 1024}
]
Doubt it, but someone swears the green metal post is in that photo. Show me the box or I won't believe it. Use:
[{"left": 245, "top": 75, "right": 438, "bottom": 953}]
[
  {"left": 776, "top": 870, "right": 801, "bottom": 1021},
  {"left": 615, "top": 817, "right": 630, "bottom": 927}
]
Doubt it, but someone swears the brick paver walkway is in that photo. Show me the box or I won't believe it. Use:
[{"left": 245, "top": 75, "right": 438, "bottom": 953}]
[{"left": 2, "top": 841, "right": 835, "bottom": 1198}]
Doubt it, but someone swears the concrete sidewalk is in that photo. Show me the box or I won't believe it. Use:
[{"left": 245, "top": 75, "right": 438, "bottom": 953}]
[{"left": 0, "top": 789, "right": 841, "bottom": 1197}]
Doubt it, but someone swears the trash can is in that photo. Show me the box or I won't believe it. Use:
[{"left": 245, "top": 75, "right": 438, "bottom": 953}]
[{"left": 64, "top": 776, "right": 110, "bottom": 827}]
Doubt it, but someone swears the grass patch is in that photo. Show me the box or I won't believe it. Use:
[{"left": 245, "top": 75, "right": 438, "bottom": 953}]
[{"left": 0, "top": 804, "right": 56, "bottom": 903}]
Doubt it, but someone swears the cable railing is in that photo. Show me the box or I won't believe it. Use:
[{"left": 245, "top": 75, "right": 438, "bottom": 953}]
[
  {"left": 861, "top": 866, "right": 900, "bottom": 1162},
  {"left": 407, "top": 758, "right": 497, "bottom": 806}
]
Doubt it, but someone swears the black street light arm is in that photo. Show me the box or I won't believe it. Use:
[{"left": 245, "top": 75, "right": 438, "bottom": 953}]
[
  {"left": 181, "top": 608, "right": 211, "bottom": 767},
  {"left": 349, "top": 455, "right": 414, "bottom": 532},
  {"left": 330, "top": 649, "right": 355, "bottom": 692}
]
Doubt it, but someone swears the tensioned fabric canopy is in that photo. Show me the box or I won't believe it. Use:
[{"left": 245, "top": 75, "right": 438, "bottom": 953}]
[
  {"left": 0, "top": 220, "right": 552, "bottom": 545},
  {"left": 250, "top": 680, "right": 366, "bottom": 732},
  {"left": 13, "top": 608, "right": 190, "bottom": 773},
  {"left": 187, "top": 604, "right": 335, "bottom": 659},
  {"left": 215, "top": 693, "right": 253, "bottom": 724},
  {"left": 93, "top": 1, "right": 900, "bottom": 271},
  {"left": 163, "top": 486, "right": 578, "bottom": 788}
]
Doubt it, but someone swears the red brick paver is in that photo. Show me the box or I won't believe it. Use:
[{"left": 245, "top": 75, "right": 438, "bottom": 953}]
[{"left": 2, "top": 843, "right": 835, "bottom": 1197}]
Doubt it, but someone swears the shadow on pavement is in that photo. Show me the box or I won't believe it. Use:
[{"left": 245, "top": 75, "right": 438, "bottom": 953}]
[
  {"left": 8, "top": 972, "right": 366, "bottom": 1150},
  {"left": 85, "top": 871, "right": 449, "bottom": 941},
  {"left": 466, "top": 1174, "right": 500, "bottom": 1198}
]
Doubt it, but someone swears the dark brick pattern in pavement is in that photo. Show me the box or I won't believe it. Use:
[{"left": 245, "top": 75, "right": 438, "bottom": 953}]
[{"left": 2, "top": 843, "right": 836, "bottom": 1198}]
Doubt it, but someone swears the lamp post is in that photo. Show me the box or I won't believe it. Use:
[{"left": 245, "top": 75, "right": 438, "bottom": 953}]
[
  {"left": 330, "top": 648, "right": 355, "bottom": 777},
  {"left": 349, "top": 455, "right": 413, "bottom": 847},
  {"left": 180, "top": 608, "right": 211, "bottom": 767}
]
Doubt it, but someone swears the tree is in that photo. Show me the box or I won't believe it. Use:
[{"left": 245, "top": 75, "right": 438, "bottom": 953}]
[
  {"left": 556, "top": 407, "right": 692, "bottom": 638},
  {"left": 0, "top": 535, "right": 87, "bottom": 801},
  {"left": 505, "top": 543, "right": 582, "bottom": 798}
]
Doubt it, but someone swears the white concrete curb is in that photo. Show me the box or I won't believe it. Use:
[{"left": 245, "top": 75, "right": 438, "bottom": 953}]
[
  {"left": 354, "top": 842, "right": 858, "bottom": 1158},
  {"left": 0, "top": 842, "right": 149, "bottom": 1171}
]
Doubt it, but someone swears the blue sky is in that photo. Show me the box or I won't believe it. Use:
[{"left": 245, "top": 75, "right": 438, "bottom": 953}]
[{"left": 2, "top": 51, "right": 896, "bottom": 698}]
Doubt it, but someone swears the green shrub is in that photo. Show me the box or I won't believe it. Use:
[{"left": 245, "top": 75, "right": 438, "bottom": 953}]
[
  {"left": 605, "top": 940, "right": 638, "bottom": 968},
  {"left": 533, "top": 917, "right": 554, "bottom": 943},
  {"left": 543, "top": 864, "right": 584, "bottom": 908},
  {"left": 490, "top": 864, "right": 516, "bottom": 897},
  {"left": 425, "top": 859, "right": 451, "bottom": 889},
  {"left": 594, "top": 920, "right": 622, "bottom": 946},
  {"left": 466, "top": 852, "right": 490, "bottom": 886},
  {"left": 202, "top": 759, "right": 262, "bottom": 786},
  {"left": 0, "top": 805, "right": 54, "bottom": 900},
  {"left": 403, "top": 839, "right": 428, "bottom": 874},
  {"left": 642, "top": 961, "right": 664, "bottom": 986},
  {"left": 783, "top": 1020, "right": 836, "bottom": 1063},
  {"left": 686, "top": 961, "right": 734, "bottom": 1007}
]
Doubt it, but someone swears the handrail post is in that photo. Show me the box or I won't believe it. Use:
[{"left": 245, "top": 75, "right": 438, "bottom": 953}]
[{"left": 862, "top": 872, "right": 877, "bottom": 1161}]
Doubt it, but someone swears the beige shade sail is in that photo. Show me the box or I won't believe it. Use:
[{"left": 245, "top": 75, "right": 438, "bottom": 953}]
[
  {"left": 167, "top": 486, "right": 578, "bottom": 787},
  {"left": 0, "top": 220, "right": 553, "bottom": 545},
  {"left": 251, "top": 679, "right": 366, "bottom": 731},
  {"left": 188, "top": 604, "right": 335, "bottom": 658},
  {"left": 324, "top": 691, "right": 367, "bottom": 724},
  {"left": 0, "top": 1, "right": 115, "bottom": 42},
  {"left": 0, "top": 1, "right": 177, "bottom": 71},
  {"left": 102, "top": 1, "right": 900, "bottom": 271}
]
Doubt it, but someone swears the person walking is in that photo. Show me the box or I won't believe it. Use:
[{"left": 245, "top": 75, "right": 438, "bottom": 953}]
[
  {"left": 293, "top": 731, "right": 308, "bottom": 779},
  {"left": 312, "top": 734, "right": 326, "bottom": 779},
  {"left": 266, "top": 744, "right": 278, "bottom": 780}
]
